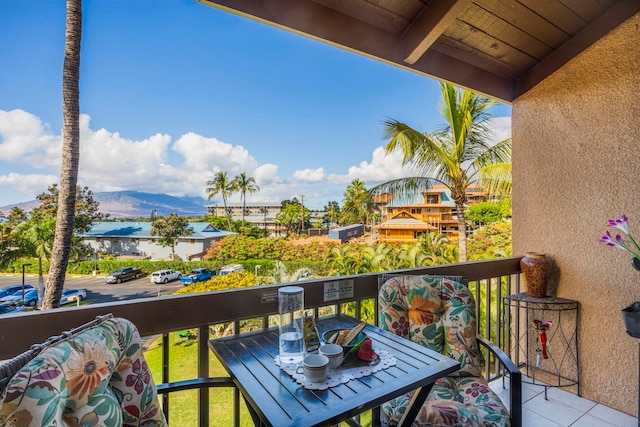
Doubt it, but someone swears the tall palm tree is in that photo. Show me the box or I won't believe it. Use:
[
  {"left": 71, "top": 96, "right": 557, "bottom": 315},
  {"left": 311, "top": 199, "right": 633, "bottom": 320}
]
[
  {"left": 206, "top": 171, "right": 237, "bottom": 230},
  {"left": 232, "top": 172, "right": 260, "bottom": 222},
  {"left": 43, "top": 0, "right": 82, "bottom": 309},
  {"left": 376, "top": 82, "right": 511, "bottom": 262},
  {"left": 340, "top": 179, "right": 372, "bottom": 225}
]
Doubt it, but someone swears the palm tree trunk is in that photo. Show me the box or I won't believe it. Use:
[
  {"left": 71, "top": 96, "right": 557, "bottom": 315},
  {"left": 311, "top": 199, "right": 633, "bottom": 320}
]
[
  {"left": 43, "top": 0, "right": 82, "bottom": 309},
  {"left": 242, "top": 191, "right": 246, "bottom": 222},
  {"left": 455, "top": 201, "right": 468, "bottom": 263},
  {"left": 223, "top": 195, "right": 232, "bottom": 230},
  {"left": 37, "top": 256, "right": 44, "bottom": 309}
]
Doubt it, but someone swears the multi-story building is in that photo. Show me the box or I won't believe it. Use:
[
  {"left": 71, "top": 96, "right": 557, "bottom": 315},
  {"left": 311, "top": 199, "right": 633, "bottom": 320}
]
[
  {"left": 206, "top": 202, "right": 285, "bottom": 235},
  {"left": 374, "top": 185, "right": 486, "bottom": 243}
]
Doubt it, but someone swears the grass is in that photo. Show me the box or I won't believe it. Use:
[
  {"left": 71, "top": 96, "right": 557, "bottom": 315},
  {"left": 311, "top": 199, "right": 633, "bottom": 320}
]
[
  {"left": 145, "top": 331, "right": 254, "bottom": 426},
  {"left": 144, "top": 331, "right": 373, "bottom": 426}
]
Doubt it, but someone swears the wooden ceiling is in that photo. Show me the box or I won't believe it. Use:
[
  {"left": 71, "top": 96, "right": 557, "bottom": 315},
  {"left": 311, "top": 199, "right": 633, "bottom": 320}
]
[{"left": 196, "top": 0, "right": 639, "bottom": 102}]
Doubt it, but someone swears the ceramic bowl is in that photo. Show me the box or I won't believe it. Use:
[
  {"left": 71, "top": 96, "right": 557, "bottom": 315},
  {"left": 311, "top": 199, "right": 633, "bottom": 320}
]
[{"left": 321, "top": 329, "right": 367, "bottom": 353}]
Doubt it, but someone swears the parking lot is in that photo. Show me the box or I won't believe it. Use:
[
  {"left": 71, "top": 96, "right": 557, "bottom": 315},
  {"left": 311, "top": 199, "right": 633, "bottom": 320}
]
[{"left": 0, "top": 273, "right": 184, "bottom": 305}]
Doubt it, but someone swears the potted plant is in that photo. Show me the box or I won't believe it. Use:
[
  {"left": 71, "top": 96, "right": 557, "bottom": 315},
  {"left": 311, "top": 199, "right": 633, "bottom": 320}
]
[{"left": 600, "top": 215, "right": 640, "bottom": 337}]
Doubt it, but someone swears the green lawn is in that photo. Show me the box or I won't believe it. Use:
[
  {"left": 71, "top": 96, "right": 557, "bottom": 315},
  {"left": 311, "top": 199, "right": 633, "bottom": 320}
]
[
  {"left": 145, "top": 331, "right": 372, "bottom": 426},
  {"left": 145, "top": 331, "right": 254, "bottom": 426}
]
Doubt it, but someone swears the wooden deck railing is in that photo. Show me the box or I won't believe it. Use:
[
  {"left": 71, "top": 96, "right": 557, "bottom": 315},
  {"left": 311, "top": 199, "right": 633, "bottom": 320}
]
[{"left": 0, "top": 257, "right": 522, "bottom": 426}]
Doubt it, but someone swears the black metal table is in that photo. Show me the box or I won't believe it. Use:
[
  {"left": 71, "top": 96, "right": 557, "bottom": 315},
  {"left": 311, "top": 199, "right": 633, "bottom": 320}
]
[
  {"left": 504, "top": 293, "right": 579, "bottom": 398},
  {"left": 209, "top": 314, "right": 460, "bottom": 427}
]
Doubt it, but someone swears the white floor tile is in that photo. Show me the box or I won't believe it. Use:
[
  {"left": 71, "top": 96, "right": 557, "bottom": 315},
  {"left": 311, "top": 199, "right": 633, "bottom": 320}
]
[
  {"left": 570, "top": 414, "right": 618, "bottom": 427},
  {"left": 522, "top": 406, "right": 563, "bottom": 427},
  {"left": 521, "top": 382, "right": 545, "bottom": 403},
  {"left": 586, "top": 404, "right": 637, "bottom": 427},
  {"left": 525, "top": 393, "right": 586, "bottom": 426},
  {"left": 489, "top": 375, "right": 637, "bottom": 427},
  {"left": 546, "top": 387, "right": 597, "bottom": 413}
]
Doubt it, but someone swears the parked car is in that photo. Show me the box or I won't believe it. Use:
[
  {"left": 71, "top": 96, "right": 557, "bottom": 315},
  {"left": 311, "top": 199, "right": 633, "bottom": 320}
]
[
  {"left": 0, "top": 289, "right": 39, "bottom": 307},
  {"left": 104, "top": 267, "right": 143, "bottom": 284},
  {"left": 60, "top": 289, "right": 87, "bottom": 305},
  {"left": 0, "top": 284, "right": 33, "bottom": 298},
  {"left": 180, "top": 268, "right": 215, "bottom": 285},
  {"left": 150, "top": 269, "right": 182, "bottom": 284},
  {"left": 219, "top": 264, "right": 244, "bottom": 276}
]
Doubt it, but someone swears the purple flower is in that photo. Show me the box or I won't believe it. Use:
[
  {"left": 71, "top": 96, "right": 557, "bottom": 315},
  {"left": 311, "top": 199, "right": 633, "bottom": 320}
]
[
  {"left": 600, "top": 216, "right": 640, "bottom": 263},
  {"left": 599, "top": 231, "right": 623, "bottom": 248},
  {"left": 608, "top": 215, "right": 630, "bottom": 235}
]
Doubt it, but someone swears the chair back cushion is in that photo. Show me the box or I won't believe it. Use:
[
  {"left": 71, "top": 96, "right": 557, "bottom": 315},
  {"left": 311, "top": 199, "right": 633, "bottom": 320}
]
[
  {"left": 0, "top": 317, "right": 167, "bottom": 426},
  {"left": 379, "top": 275, "right": 483, "bottom": 376}
]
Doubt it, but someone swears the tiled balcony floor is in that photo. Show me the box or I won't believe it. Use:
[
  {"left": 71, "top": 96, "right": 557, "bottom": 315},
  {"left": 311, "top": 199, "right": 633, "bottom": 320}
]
[{"left": 489, "top": 378, "right": 637, "bottom": 426}]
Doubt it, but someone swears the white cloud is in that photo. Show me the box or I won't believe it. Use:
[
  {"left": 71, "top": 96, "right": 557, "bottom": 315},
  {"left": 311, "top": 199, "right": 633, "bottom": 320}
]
[
  {"left": 326, "top": 147, "right": 419, "bottom": 186},
  {"left": 0, "top": 109, "right": 60, "bottom": 165},
  {"left": 253, "top": 164, "right": 281, "bottom": 184},
  {"left": 488, "top": 116, "right": 512, "bottom": 144},
  {"left": 0, "top": 172, "right": 60, "bottom": 195},
  {"left": 0, "top": 109, "right": 513, "bottom": 210},
  {"left": 0, "top": 112, "right": 264, "bottom": 204},
  {"left": 173, "top": 132, "right": 257, "bottom": 174},
  {"left": 293, "top": 167, "right": 325, "bottom": 182}
]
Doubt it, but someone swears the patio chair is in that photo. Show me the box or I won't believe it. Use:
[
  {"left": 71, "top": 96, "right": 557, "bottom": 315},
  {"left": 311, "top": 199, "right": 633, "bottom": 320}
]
[
  {"left": 0, "top": 314, "right": 167, "bottom": 426},
  {"left": 378, "top": 274, "right": 521, "bottom": 427}
]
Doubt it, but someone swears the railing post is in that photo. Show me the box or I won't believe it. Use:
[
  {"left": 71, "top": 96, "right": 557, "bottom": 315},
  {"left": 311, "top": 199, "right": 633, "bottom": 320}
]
[
  {"left": 198, "top": 325, "right": 209, "bottom": 427},
  {"left": 162, "top": 333, "right": 170, "bottom": 422}
]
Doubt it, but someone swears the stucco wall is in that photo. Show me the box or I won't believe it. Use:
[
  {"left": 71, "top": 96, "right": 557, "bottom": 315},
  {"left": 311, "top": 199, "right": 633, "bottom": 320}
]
[{"left": 512, "top": 13, "right": 640, "bottom": 414}]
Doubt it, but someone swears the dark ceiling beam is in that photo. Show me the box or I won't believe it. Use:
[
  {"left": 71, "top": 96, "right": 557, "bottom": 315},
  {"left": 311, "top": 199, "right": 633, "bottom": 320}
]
[
  {"left": 514, "top": 0, "right": 640, "bottom": 98},
  {"left": 196, "top": 0, "right": 513, "bottom": 101},
  {"left": 402, "top": 0, "right": 473, "bottom": 64}
]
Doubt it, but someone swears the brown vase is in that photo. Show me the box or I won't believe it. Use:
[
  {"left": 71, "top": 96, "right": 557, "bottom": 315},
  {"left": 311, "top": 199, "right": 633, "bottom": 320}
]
[{"left": 520, "top": 252, "right": 551, "bottom": 297}]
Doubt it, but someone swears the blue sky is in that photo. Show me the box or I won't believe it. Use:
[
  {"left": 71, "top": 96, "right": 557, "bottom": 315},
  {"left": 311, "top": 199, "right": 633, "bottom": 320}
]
[{"left": 0, "top": 0, "right": 511, "bottom": 210}]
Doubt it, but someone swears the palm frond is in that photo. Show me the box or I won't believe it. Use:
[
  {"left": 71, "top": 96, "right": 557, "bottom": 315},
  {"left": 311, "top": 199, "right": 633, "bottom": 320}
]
[
  {"left": 369, "top": 177, "right": 439, "bottom": 204},
  {"left": 473, "top": 138, "right": 512, "bottom": 169},
  {"left": 477, "top": 163, "right": 512, "bottom": 197}
]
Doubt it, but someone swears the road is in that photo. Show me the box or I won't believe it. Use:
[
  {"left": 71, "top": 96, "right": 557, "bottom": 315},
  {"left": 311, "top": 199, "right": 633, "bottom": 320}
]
[{"left": 0, "top": 273, "right": 184, "bottom": 305}]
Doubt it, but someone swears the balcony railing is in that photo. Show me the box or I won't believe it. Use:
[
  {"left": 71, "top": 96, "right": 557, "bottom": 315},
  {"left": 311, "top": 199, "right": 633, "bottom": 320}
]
[{"left": 0, "top": 257, "right": 522, "bottom": 426}]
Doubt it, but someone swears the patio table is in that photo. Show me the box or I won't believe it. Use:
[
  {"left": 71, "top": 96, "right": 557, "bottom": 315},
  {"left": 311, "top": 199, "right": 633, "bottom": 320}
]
[{"left": 209, "top": 314, "right": 460, "bottom": 427}]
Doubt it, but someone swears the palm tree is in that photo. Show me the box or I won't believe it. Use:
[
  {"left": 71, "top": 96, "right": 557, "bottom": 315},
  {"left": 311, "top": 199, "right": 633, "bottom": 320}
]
[
  {"left": 43, "top": 0, "right": 82, "bottom": 309},
  {"left": 232, "top": 172, "right": 260, "bottom": 222},
  {"left": 396, "top": 244, "right": 428, "bottom": 269},
  {"left": 272, "top": 261, "right": 289, "bottom": 283},
  {"left": 359, "top": 243, "right": 393, "bottom": 272},
  {"left": 20, "top": 215, "right": 55, "bottom": 307},
  {"left": 375, "top": 82, "right": 511, "bottom": 262},
  {"left": 324, "top": 201, "right": 340, "bottom": 227},
  {"left": 327, "top": 244, "right": 359, "bottom": 275},
  {"left": 206, "top": 171, "right": 237, "bottom": 230},
  {"left": 340, "top": 179, "right": 372, "bottom": 225}
]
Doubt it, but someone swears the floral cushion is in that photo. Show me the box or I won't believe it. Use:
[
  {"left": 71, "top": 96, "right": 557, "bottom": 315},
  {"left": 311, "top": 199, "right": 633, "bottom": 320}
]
[
  {"left": 379, "top": 275, "right": 510, "bottom": 426},
  {"left": 0, "top": 317, "right": 167, "bottom": 427}
]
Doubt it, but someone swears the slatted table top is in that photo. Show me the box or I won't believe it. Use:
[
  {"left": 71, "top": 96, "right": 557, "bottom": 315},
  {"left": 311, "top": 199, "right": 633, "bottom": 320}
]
[{"left": 209, "top": 314, "right": 460, "bottom": 427}]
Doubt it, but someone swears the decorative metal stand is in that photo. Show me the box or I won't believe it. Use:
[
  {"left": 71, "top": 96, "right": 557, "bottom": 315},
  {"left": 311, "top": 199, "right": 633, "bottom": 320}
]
[
  {"left": 622, "top": 302, "right": 640, "bottom": 427},
  {"left": 504, "top": 293, "right": 579, "bottom": 399}
]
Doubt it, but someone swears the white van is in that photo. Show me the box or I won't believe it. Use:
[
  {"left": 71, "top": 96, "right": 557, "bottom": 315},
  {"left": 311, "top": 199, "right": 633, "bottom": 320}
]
[{"left": 219, "top": 264, "right": 244, "bottom": 276}]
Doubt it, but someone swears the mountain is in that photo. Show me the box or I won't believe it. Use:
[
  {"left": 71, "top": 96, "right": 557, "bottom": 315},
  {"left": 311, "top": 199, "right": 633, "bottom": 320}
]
[{"left": 0, "top": 191, "right": 211, "bottom": 218}]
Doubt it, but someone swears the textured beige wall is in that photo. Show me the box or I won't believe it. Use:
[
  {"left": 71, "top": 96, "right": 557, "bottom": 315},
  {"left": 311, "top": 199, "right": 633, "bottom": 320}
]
[{"left": 512, "top": 13, "right": 640, "bottom": 415}]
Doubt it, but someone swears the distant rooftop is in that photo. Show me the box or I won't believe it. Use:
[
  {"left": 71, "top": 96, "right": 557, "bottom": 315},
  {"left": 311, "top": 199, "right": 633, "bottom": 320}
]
[{"left": 79, "top": 221, "right": 237, "bottom": 239}]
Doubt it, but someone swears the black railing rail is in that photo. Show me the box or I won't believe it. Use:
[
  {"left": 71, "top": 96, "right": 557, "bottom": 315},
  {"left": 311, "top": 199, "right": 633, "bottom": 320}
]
[{"left": 0, "top": 257, "right": 522, "bottom": 426}]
